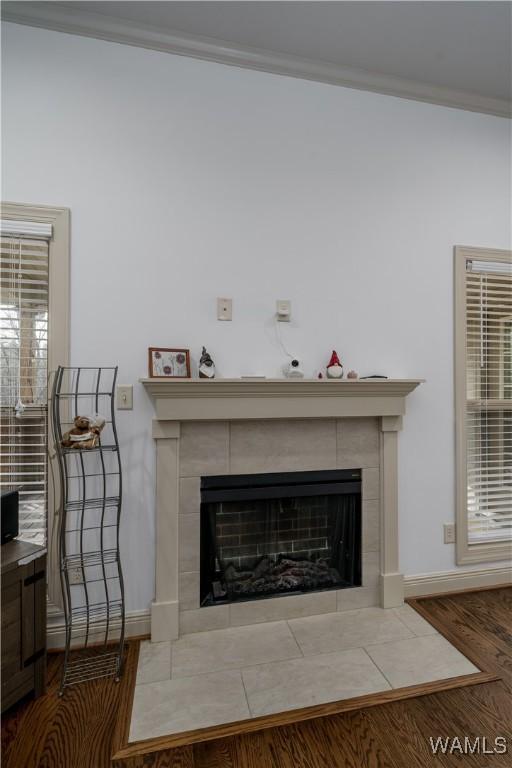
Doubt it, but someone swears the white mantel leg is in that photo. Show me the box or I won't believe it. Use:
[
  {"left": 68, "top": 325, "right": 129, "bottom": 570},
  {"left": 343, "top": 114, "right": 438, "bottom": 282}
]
[
  {"left": 151, "top": 420, "right": 180, "bottom": 641},
  {"left": 380, "top": 416, "right": 404, "bottom": 608}
]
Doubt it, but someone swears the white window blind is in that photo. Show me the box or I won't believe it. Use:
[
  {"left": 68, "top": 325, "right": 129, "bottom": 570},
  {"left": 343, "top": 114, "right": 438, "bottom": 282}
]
[
  {"left": 1, "top": 235, "right": 49, "bottom": 545},
  {"left": 465, "top": 257, "right": 512, "bottom": 543}
]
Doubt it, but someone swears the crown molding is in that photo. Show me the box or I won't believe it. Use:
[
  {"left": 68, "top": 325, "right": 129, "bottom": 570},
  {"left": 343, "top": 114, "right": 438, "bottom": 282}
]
[{"left": 2, "top": 3, "right": 510, "bottom": 119}]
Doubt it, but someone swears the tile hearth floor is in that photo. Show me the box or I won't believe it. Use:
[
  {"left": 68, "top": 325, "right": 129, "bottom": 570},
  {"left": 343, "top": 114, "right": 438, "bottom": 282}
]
[{"left": 129, "top": 604, "right": 478, "bottom": 743}]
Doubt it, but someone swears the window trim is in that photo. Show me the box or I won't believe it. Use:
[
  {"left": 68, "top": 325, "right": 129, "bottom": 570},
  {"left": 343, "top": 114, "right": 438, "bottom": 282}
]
[
  {"left": 1, "top": 201, "right": 70, "bottom": 614},
  {"left": 454, "top": 245, "right": 512, "bottom": 565}
]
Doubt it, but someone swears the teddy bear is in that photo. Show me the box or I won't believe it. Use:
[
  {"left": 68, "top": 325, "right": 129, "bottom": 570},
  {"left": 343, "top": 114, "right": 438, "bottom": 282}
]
[{"left": 61, "top": 414, "right": 105, "bottom": 449}]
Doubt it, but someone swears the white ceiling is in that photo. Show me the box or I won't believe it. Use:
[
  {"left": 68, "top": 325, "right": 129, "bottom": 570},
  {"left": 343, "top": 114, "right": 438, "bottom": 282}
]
[{"left": 3, "top": 1, "right": 511, "bottom": 115}]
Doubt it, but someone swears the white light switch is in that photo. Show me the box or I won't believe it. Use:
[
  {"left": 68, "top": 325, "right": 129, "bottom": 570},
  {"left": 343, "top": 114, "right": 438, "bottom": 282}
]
[
  {"left": 116, "top": 385, "right": 133, "bottom": 410},
  {"left": 217, "top": 297, "right": 232, "bottom": 321}
]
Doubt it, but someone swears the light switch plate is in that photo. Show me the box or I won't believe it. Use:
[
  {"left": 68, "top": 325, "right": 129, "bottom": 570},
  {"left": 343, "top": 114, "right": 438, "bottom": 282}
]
[
  {"left": 116, "top": 385, "right": 133, "bottom": 410},
  {"left": 217, "top": 297, "right": 232, "bottom": 321}
]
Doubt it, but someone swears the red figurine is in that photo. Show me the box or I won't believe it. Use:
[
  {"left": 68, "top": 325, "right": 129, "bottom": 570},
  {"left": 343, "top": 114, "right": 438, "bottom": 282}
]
[{"left": 326, "top": 350, "right": 344, "bottom": 379}]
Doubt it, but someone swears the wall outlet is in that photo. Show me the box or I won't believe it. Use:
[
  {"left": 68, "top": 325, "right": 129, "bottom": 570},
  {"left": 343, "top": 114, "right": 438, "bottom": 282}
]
[
  {"left": 116, "top": 385, "right": 133, "bottom": 410},
  {"left": 276, "top": 299, "right": 291, "bottom": 322},
  {"left": 68, "top": 566, "right": 84, "bottom": 585},
  {"left": 443, "top": 523, "right": 456, "bottom": 544},
  {"left": 217, "top": 297, "right": 232, "bottom": 321}
]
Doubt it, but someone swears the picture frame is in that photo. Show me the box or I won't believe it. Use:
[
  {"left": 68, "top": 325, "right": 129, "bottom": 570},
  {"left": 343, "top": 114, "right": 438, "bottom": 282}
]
[{"left": 148, "top": 347, "right": 191, "bottom": 378}]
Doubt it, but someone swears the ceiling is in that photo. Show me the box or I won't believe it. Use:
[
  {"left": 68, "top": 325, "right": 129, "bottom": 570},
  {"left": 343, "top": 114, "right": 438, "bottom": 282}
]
[{"left": 3, "top": 1, "right": 511, "bottom": 116}]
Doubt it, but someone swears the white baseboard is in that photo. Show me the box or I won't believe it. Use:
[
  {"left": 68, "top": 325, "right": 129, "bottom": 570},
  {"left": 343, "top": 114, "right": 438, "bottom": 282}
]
[
  {"left": 46, "top": 609, "right": 150, "bottom": 650},
  {"left": 404, "top": 565, "right": 512, "bottom": 598}
]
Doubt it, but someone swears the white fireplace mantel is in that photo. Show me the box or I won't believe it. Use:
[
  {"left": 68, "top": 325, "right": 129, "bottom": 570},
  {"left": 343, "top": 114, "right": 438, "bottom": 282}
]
[
  {"left": 140, "top": 378, "right": 422, "bottom": 421},
  {"left": 141, "top": 378, "right": 423, "bottom": 641}
]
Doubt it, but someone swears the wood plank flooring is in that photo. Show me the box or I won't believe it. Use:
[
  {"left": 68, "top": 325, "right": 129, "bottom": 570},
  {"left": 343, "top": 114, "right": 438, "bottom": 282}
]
[{"left": 2, "top": 587, "right": 511, "bottom": 768}]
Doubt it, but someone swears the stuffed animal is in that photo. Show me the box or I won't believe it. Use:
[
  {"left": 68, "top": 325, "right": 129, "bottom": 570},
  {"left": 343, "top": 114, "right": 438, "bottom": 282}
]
[{"left": 61, "top": 414, "right": 106, "bottom": 449}]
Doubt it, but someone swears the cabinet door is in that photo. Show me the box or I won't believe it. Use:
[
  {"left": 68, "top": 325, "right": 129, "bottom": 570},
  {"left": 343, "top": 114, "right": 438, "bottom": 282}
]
[{"left": 1, "top": 561, "right": 35, "bottom": 711}]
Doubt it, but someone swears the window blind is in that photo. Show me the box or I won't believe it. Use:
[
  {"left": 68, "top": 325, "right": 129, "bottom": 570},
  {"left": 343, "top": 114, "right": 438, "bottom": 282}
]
[
  {"left": 0, "top": 235, "right": 49, "bottom": 545},
  {"left": 465, "top": 257, "right": 512, "bottom": 543}
]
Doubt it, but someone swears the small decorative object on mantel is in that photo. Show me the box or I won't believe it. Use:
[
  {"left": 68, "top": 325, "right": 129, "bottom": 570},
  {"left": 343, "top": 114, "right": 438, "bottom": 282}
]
[
  {"left": 347, "top": 370, "right": 358, "bottom": 379},
  {"left": 326, "top": 350, "right": 343, "bottom": 379},
  {"left": 199, "top": 346, "right": 216, "bottom": 379},
  {"left": 148, "top": 347, "right": 191, "bottom": 378}
]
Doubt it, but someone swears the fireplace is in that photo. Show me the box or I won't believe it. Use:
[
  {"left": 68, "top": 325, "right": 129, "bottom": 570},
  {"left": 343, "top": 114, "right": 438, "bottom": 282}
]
[
  {"left": 200, "top": 469, "right": 362, "bottom": 606},
  {"left": 142, "top": 378, "right": 422, "bottom": 640}
]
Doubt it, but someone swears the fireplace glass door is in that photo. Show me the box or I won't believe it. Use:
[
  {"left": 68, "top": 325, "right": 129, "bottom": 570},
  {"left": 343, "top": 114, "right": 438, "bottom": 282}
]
[{"left": 200, "top": 469, "right": 361, "bottom": 606}]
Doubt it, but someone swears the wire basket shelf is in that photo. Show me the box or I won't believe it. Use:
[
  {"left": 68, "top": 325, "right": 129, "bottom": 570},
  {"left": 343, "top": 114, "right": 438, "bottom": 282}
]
[{"left": 51, "top": 366, "right": 125, "bottom": 693}]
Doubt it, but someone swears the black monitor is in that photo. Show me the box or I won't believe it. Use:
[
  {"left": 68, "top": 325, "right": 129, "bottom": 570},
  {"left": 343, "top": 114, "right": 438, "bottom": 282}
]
[{"left": 1, "top": 489, "right": 19, "bottom": 545}]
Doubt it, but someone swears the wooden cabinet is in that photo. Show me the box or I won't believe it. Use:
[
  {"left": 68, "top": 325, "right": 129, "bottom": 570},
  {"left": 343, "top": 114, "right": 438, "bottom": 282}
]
[{"left": 1, "top": 540, "right": 47, "bottom": 712}]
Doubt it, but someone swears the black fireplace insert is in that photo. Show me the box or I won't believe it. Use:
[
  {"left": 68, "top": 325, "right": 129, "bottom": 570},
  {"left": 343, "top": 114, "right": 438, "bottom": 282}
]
[{"left": 200, "top": 469, "right": 362, "bottom": 606}]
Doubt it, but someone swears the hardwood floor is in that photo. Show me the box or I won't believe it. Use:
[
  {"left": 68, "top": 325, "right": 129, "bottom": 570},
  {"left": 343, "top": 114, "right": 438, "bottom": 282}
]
[{"left": 2, "top": 587, "right": 511, "bottom": 767}]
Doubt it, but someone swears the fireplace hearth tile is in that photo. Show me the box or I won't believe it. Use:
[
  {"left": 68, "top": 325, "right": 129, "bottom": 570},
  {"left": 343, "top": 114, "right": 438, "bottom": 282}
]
[
  {"left": 129, "top": 605, "right": 480, "bottom": 744},
  {"left": 365, "top": 634, "right": 478, "bottom": 687},
  {"left": 136, "top": 640, "right": 171, "bottom": 685},
  {"left": 171, "top": 620, "right": 302, "bottom": 678},
  {"left": 392, "top": 604, "right": 439, "bottom": 636},
  {"left": 242, "top": 647, "right": 390, "bottom": 717},
  {"left": 129, "top": 669, "right": 250, "bottom": 741},
  {"left": 288, "top": 606, "right": 414, "bottom": 656}
]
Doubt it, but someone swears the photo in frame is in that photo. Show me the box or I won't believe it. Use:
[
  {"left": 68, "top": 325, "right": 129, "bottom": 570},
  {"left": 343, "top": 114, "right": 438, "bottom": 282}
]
[{"left": 148, "top": 347, "right": 191, "bottom": 378}]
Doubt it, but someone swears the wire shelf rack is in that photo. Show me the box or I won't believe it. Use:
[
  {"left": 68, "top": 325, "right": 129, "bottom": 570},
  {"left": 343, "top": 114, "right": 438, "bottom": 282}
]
[{"left": 51, "top": 366, "right": 125, "bottom": 693}]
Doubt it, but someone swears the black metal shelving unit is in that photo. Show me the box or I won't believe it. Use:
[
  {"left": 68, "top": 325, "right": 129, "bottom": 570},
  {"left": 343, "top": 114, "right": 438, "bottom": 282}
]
[{"left": 51, "top": 366, "right": 125, "bottom": 694}]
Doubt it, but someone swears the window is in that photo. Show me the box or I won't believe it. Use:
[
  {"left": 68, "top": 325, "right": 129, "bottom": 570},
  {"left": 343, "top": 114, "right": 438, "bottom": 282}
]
[
  {"left": 0, "top": 235, "right": 49, "bottom": 544},
  {"left": 455, "top": 246, "right": 512, "bottom": 564},
  {"left": 0, "top": 202, "right": 69, "bottom": 614}
]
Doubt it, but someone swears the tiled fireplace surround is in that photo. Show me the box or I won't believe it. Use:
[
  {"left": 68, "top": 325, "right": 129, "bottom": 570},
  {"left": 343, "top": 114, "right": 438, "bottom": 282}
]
[
  {"left": 142, "top": 379, "right": 421, "bottom": 641},
  {"left": 179, "top": 419, "right": 377, "bottom": 633}
]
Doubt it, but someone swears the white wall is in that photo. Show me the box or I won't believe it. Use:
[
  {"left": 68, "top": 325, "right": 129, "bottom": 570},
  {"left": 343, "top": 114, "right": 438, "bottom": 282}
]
[{"left": 2, "top": 23, "right": 511, "bottom": 612}]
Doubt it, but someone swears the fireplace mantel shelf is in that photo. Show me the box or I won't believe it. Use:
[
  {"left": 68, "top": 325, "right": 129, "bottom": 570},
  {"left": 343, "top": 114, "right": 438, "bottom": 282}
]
[{"left": 141, "top": 378, "right": 423, "bottom": 421}]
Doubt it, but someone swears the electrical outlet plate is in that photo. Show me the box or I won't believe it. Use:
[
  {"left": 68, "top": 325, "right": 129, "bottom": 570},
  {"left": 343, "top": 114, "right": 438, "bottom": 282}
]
[
  {"left": 276, "top": 299, "right": 291, "bottom": 321},
  {"left": 116, "top": 385, "right": 133, "bottom": 410},
  {"left": 217, "top": 297, "right": 232, "bottom": 321},
  {"left": 68, "top": 566, "right": 83, "bottom": 585},
  {"left": 443, "top": 523, "right": 456, "bottom": 544}
]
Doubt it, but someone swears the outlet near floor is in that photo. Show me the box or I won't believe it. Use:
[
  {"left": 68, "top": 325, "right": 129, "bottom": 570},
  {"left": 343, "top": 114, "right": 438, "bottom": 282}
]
[{"left": 443, "top": 523, "right": 456, "bottom": 544}]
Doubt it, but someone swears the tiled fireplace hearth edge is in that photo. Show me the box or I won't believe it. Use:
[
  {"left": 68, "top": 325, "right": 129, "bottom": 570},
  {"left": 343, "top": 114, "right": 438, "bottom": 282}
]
[{"left": 141, "top": 379, "right": 423, "bottom": 641}]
